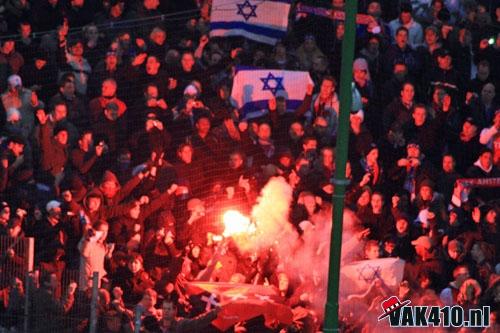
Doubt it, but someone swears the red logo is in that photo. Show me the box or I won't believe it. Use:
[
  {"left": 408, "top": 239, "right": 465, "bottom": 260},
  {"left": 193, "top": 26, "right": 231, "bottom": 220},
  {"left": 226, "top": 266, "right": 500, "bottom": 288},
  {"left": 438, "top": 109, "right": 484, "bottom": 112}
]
[{"left": 378, "top": 296, "right": 411, "bottom": 320}]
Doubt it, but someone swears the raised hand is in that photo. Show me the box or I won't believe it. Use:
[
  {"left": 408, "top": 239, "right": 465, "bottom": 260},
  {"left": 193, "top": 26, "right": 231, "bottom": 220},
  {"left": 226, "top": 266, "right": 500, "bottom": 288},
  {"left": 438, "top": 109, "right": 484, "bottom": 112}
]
[
  {"left": 67, "top": 282, "right": 78, "bottom": 295},
  {"left": 442, "top": 94, "right": 451, "bottom": 112},
  {"left": 199, "top": 35, "right": 209, "bottom": 46},
  {"left": 472, "top": 207, "right": 481, "bottom": 224},
  {"left": 268, "top": 97, "right": 277, "bottom": 111},
  {"left": 306, "top": 83, "right": 314, "bottom": 95}
]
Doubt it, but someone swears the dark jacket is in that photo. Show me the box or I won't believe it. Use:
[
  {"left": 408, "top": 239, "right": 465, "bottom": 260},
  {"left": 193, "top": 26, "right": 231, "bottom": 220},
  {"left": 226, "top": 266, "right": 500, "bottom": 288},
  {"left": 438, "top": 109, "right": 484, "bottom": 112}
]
[
  {"left": 39, "top": 123, "right": 68, "bottom": 176},
  {"left": 383, "top": 98, "right": 414, "bottom": 134},
  {"left": 82, "top": 188, "right": 136, "bottom": 225},
  {"left": 110, "top": 190, "right": 173, "bottom": 248},
  {"left": 112, "top": 267, "right": 154, "bottom": 305},
  {"left": 466, "top": 162, "right": 500, "bottom": 202},
  {"left": 70, "top": 147, "right": 100, "bottom": 178},
  {"left": 383, "top": 44, "right": 420, "bottom": 77},
  {"left": 31, "top": 287, "right": 74, "bottom": 333}
]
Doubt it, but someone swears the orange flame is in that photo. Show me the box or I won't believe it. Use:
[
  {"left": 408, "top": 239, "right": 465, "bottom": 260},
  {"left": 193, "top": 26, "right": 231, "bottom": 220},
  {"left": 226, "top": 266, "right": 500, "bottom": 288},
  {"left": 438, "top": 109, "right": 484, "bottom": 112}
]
[{"left": 222, "top": 210, "right": 254, "bottom": 237}]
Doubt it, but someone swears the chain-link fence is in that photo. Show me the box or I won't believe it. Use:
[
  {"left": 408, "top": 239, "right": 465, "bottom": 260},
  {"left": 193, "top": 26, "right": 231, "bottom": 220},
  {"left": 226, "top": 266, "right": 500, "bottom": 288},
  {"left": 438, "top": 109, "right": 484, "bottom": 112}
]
[{"left": 0, "top": 236, "right": 103, "bottom": 333}]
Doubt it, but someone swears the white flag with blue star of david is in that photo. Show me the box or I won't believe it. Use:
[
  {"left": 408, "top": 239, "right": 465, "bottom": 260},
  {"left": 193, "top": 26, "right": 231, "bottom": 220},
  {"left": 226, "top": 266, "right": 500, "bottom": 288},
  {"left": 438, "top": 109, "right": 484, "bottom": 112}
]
[
  {"left": 339, "top": 258, "right": 406, "bottom": 297},
  {"left": 210, "top": 0, "right": 291, "bottom": 45},
  {"left": 230, "top": 68, "right": 313, "bottom": 119}
]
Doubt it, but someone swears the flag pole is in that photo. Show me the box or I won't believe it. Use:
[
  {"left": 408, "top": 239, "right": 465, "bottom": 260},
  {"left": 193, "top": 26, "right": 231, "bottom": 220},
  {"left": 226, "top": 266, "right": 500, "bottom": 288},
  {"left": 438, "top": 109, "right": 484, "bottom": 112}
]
[{"left": 324, "top": 0, "right": 358, "bottom": 332}]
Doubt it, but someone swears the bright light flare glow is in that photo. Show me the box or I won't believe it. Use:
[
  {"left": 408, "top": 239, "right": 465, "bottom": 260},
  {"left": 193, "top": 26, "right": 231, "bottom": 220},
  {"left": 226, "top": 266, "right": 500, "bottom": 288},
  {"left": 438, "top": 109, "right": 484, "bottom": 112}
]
[{"left": 222, "top": 210, "right": 254, "bottom": 237}]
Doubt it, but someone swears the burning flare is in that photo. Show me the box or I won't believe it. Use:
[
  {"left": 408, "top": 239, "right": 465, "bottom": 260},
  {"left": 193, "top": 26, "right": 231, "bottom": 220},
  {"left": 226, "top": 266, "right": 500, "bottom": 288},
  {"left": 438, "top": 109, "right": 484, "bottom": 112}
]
[{"left": 222, "top": 210, "right": 254, "bottom": 237}]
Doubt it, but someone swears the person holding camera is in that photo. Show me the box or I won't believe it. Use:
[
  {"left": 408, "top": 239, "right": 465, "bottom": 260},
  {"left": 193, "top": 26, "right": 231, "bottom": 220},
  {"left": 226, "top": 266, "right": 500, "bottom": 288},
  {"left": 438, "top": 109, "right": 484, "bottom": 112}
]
[
  {"left": 388, "top": 141, "right": 437, "bottom": 200},
  {"left": 129, "top": 112, "right": 171, "bottom": 166},
  {"left": 78, "top": 219, "right": 115, "bottom": 291},
  {"left": 70, "top": 129, "right": 105, "bottom": 180}
]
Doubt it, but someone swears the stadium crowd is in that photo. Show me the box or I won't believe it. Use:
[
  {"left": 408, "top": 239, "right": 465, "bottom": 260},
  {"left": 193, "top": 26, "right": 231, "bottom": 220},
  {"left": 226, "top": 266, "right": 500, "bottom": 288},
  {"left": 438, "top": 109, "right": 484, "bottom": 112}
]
[{"left": 0, "top": 0, "right": 499, "bottom": 332}]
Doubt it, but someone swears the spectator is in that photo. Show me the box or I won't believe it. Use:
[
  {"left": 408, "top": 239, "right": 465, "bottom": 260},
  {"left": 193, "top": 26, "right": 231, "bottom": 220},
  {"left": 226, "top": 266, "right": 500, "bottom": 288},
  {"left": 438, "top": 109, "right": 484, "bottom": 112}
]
[
  {"left": 78, "top": 220, "right": 115, "bottom": 290},
  {"left": 19, "top": 50, "right": 57, "bottom": 103},
  {"left": 70, "top": 130, "right": 104, "bottom": 180},
  {"left": 49, "top": 75, "right": 87, "bottom": 129},
  {"left": 37, "top": 110, "right": 70, "bottom": 189},
  {"left": 0, "top": 135, "right": 32, "bottom": 193},
  {"left": 158, "top": 298, "right": 220, "bottom": 333},
  {"left": 57, "top": 36, "right": 92, "bottom": 96},
  {"left": 389, "top": 3, "right": 424, "bottom": 49},
  {"left": 31, "top": 273, "right": 77, "bottom": 333},
  {"left": 1, "top": 74, "right": 42, "bottom": 137},
  {"left": 296, "top": 76, "right": 339, "bottom": 138},
  {"left": 0, "top": 37, "right": 24, "bottom": 77},
  {"left": 448, "top": 117, "right": 483, "bottom": 174},
  {"left": 89, "top": 78, "right": 127, "bottom": 123},
  {"left": 383, "top": 27, "right": 420, "bottom": 78},
  {"left": 405, "top": 235, "right": 445, "bottom": 290}
]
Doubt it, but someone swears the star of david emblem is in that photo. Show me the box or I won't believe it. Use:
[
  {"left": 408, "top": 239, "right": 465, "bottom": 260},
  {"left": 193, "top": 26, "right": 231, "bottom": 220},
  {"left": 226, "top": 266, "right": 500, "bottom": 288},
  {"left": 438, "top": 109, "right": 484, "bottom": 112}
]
[
  {"left": 201, "top": 294, "right": 219, "bottom": 312},
  {"left": 357, "top": 264, "right": 381, "bottom": 284},
  {"left": 260, "top": 73, "right": 285, "bottom": 96},
  {"left": 237, "top": 0, "right": 258, "bottom": 21}
]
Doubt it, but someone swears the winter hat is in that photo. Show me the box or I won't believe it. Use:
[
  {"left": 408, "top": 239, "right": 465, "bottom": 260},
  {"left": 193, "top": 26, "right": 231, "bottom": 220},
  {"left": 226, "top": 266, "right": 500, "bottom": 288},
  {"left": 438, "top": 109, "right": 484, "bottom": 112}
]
[
  {"left": 7, "top": 75, "right": 22, "bottom": 88},
  {"left": 100, "top": 170, "right": 120, "bottom": 188},
  {"left": 53, "top": 124, "right": 68, "bottom": 136},
  {"left": 34, "top": 50, "right": 48, "bottom": 61},
  {"left": 46, "top": 200, "right": 61, "bottom": 212},
  {"left": 435, "top": 48, "right": 451, "bottom": 58},
  {"left": 353, "top": 58, "right": 371, "bottom": 81},
  {"left": 184, "top": 84, "right": 199, "bottom": 97}
]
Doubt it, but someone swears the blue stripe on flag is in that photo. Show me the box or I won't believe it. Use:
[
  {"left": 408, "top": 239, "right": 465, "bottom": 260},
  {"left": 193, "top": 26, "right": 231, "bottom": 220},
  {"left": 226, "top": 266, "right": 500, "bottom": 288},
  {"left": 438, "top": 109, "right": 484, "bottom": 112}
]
[
  {"left": 234, "top": 65, "right": 257, "bottom": 74},
  {"left": 210, "top": 22, "right": 286, "bottom": 39},
  {"left": 241, "top": 99, "right": 303, "bottom": 114},
  {"left": 265, "top": 0, "right": 292, "bottom": 3}
]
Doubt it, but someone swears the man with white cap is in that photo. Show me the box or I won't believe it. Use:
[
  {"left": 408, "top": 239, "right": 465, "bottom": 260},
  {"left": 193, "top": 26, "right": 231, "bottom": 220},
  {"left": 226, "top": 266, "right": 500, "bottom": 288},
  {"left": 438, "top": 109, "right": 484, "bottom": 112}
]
[
  {"left": 33, "top": 200, "right": 66, "bottom": 263},
  {"left": 1, "top": 74, "right": 43, "bottom": 136},
  {"left": 404, "top": 235, "right": 445, "bottom": 290}
]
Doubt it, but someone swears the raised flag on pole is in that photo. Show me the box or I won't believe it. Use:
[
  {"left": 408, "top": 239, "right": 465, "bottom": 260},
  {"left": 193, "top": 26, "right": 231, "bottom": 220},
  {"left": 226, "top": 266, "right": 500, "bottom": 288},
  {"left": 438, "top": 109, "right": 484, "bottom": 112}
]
[
  {"left": 339, "top": 258, "right": 406, "bottom": 297},
  {"left": 210, "top": 0, "right": 291, "bottom": 45},
  {"left": 231, "top": 68, "right": 313, "bottom": 118}
]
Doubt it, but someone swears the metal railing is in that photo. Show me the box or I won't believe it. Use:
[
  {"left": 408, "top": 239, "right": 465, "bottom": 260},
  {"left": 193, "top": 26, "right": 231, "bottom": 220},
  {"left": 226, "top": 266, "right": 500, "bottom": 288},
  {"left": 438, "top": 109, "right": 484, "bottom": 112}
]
[{"left": 0, "top": 236, "right": 104, "bottom": 333}]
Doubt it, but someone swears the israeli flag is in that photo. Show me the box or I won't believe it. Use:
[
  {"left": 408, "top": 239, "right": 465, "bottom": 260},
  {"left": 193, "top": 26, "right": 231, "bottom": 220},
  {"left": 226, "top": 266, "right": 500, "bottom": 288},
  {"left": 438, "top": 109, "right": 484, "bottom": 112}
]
[
  {"left": 210, "top": 0, "right": 291, "bottom": 45},
  {"left": 231, "top": 68, "right": 313, "bottom": 119}
]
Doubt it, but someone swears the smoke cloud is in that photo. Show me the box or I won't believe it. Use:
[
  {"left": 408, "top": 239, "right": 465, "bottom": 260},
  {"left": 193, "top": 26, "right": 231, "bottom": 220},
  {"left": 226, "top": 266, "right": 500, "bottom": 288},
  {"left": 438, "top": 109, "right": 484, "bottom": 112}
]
[{"left": 225, "top": 176, "right": 363, "bottom": 323}]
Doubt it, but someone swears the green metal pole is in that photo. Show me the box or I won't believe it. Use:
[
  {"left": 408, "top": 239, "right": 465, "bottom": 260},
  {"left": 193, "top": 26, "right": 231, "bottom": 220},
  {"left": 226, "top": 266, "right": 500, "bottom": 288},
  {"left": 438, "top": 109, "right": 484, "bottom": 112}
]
[{"left": 324, "top": 1, "right": 358, "bottom": 332}]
